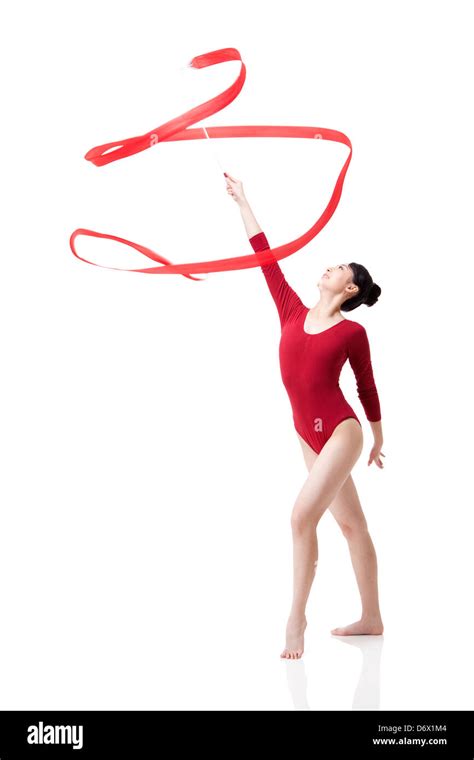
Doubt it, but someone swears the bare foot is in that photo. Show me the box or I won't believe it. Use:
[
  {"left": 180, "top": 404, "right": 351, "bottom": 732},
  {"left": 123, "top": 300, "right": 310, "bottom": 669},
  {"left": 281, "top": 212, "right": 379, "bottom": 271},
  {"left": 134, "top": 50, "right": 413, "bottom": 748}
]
[
  {"left": 331, "top": 617, "right": 384, "bottom": 636},
  {"left": 281, "top": 616, "right": 307, "bottom": 659}
]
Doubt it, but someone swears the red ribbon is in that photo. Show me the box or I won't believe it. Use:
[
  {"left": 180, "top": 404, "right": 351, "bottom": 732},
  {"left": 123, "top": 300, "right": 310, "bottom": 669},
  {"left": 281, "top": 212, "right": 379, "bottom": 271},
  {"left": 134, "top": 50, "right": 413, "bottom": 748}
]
[{"left": 69, "top": 47, "right": 352, "bottom": 279}]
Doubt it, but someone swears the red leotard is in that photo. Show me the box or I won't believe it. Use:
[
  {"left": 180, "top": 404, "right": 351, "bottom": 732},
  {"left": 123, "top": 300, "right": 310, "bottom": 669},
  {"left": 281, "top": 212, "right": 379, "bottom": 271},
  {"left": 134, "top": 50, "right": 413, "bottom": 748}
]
[{"left": 250, "top": 231, "right": 381, "bottom": 455}]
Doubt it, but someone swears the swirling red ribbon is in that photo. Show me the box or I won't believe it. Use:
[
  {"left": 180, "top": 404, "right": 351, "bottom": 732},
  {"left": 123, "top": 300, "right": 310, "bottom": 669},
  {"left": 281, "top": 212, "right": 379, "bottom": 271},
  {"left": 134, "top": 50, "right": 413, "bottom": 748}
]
[{"left": 69, "top": 47, "right": 352, "bottom": 280}]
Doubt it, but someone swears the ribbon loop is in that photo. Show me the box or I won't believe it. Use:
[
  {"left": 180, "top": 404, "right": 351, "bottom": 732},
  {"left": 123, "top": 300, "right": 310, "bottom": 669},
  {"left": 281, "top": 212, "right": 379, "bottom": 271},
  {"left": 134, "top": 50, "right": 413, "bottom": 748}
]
[{"left": 70, "top": 46, "right": 352, "bottom": 276}]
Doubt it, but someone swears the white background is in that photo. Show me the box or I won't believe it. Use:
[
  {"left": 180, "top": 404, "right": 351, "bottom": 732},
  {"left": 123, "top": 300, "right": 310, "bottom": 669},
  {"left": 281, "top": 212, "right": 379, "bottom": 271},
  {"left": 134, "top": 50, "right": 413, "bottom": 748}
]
[{"left": 1, "top": 0, "right": 473, "bottom": 710}]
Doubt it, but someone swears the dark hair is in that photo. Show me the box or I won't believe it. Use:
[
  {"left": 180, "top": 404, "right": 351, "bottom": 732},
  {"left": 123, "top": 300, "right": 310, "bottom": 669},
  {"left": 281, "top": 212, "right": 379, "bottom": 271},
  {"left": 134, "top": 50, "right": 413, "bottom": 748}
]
[{"left": 341, "top": 262, "right": 381, "bottom": 312}]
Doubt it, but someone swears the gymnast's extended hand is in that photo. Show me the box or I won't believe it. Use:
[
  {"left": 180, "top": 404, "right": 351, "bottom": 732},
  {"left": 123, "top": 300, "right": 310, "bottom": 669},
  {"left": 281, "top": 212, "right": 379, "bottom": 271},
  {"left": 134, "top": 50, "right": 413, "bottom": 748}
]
[
  {"left": 224, "top": 173, "right": 265, "bottom": 244},
  {"left": 224, "top": 173, "right": 246, "bottom": 205}
]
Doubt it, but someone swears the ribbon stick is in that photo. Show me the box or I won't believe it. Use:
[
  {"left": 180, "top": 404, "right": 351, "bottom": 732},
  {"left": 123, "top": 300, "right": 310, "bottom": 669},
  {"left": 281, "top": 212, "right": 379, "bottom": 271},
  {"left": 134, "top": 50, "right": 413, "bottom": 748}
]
[
  {"left": 179, "top": 62, "right": 227, "bottom": 177},
  {"left": 69, "top": 47, "right": 353, "bottom": 277}
]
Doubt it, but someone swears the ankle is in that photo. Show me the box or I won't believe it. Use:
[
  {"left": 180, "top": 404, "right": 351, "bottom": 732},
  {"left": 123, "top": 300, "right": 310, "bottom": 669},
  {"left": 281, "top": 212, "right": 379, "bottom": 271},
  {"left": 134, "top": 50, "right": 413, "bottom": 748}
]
[
  {"left": 288, "top": 612, "right": 307, "bottom": 627},
  {"left": 361, "top": 611, "right": 382, "bottom": 623}
]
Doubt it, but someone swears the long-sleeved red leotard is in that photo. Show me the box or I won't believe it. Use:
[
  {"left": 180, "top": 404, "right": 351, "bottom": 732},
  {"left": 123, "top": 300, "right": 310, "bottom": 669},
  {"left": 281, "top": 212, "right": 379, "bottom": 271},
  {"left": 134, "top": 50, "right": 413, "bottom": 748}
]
[{"left": 250, "top": 231, "right": 381, "bottom": 455}]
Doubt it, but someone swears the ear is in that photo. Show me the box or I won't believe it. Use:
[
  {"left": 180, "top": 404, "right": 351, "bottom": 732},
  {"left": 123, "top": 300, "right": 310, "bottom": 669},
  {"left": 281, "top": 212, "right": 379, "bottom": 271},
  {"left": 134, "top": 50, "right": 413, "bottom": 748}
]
[{"left": 345, "top": 283, "right": 358, "bottom": 295}]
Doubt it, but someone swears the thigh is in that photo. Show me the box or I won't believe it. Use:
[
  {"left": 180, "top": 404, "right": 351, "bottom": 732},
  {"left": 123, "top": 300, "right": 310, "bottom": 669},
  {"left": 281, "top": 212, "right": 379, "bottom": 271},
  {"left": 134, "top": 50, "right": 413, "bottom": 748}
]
[
  {"left": 293, "top": 419, "right": 363, "bottom": 525},
  {"left": 296, "top": 430, "right": 318, "bottom": 470},
  {"left": 327, "top": 474, "right": 368, "bottom": 534}
]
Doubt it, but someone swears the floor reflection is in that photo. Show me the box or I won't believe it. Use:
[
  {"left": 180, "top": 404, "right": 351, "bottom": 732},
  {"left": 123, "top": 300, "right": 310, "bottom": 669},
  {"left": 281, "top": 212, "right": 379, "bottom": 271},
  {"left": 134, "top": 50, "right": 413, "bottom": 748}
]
[
  {"left": 285, "top": 658, "right": 310, "bottom": 710},
  {"left": 286, "top": 635, "right": 384, "bottom": 710},
  {"left": 335, "top": 635, "right": 384, "bottom": 709}
]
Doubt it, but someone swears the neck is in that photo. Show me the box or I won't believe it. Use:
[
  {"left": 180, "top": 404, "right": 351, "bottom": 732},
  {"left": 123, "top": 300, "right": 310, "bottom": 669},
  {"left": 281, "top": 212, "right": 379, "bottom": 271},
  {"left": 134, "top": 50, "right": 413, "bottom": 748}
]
[{"left": 309, "top": 292, "right": 343, "bottom": 320}]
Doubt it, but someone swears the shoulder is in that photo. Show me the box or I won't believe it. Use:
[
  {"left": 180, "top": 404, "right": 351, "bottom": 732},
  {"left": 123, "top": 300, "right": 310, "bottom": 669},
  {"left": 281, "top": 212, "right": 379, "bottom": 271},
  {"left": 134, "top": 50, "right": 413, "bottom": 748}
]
[
  {"left": 341, "top": 318, "right": 366, "bottom": 335},
  {"left": 342, "top": 319, "right": 370, "bottom": 350}
]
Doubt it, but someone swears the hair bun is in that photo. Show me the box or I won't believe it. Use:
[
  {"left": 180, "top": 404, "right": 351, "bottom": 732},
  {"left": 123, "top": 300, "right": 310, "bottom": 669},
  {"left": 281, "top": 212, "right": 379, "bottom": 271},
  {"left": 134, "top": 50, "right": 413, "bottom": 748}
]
[{"left": 365, "top": 282, "right": 381, "bottom": 307}]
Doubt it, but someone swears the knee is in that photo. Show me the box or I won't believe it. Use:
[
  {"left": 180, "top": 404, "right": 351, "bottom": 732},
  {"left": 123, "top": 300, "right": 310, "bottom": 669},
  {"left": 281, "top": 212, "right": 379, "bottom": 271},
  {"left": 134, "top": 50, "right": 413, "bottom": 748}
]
[
  {"left": 338, "top": 518, "right": 368, "bottom": 542},
  {"left": 291, "top": 505, "right": 318, "bottom": 536}
]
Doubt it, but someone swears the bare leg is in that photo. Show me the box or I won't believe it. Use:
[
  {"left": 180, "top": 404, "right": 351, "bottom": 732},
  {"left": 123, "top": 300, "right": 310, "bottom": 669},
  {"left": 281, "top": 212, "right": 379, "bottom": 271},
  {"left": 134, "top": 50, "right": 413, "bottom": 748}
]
[
  {"left": 296, "top": 433, "right": 384, "bottom": 636},
  {"left": 281, "top": 419, "right": 363, "bottom": 659},
  {"left": 328, "top": 476, "right": 383, "bottom": 635}
]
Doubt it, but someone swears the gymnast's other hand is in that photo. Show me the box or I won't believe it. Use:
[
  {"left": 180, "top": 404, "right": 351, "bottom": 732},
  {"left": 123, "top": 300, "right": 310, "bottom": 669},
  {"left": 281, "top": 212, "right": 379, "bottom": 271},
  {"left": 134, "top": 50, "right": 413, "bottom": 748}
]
[
  {"left": 224, "top": 172, "right": 246, "bottom": 205},
  {"left": 368, "top": 444, "right": 385, "bottom": 469}
]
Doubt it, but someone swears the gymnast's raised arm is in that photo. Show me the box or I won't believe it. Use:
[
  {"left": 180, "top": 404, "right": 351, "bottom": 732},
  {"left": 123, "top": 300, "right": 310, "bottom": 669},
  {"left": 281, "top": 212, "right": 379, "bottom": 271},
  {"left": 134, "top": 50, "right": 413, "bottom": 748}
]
[{"left": 225, "top": 173, "right": 304, "bottom": 328}]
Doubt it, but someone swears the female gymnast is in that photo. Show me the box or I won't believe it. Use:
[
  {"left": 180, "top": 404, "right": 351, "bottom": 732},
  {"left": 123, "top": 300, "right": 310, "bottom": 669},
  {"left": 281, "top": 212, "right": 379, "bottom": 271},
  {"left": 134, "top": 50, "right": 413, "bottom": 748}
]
[{"left": 225, "top": 173, "right": 385, "bottom": 659}]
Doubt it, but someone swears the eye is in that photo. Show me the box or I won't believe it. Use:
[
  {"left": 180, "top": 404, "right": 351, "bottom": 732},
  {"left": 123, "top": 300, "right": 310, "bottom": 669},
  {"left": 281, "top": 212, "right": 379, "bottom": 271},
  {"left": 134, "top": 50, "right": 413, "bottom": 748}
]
[{"left": 338, "top": 265, "right": 344, "bottom": 270}]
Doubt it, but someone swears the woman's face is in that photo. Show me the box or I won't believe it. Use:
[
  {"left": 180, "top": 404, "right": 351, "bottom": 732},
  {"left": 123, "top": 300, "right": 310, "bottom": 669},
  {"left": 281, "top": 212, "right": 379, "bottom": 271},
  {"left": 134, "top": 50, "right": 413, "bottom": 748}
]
[{"left": 318, "top": 264, "right": 358, "bottom": 299}]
